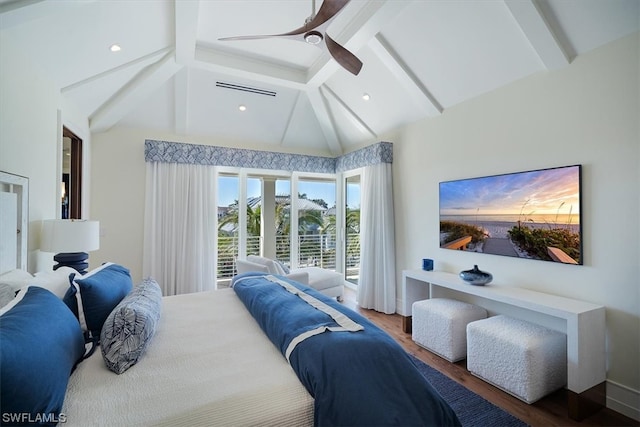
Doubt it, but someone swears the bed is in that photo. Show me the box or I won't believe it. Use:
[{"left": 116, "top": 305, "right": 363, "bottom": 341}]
[
  {"left": 1, "top": 184, "right": 459, "bottom": 426},
  {"left": 1, "top": 266, "right": 461, "bottom": 426},
  {"left": 1, "top": 266, "right": 314, "bottom": 426}
]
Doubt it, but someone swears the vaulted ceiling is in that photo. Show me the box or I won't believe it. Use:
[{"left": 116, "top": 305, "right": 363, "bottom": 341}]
[{"left": 1, "top": 0, "right": 637, "bottom": 155}]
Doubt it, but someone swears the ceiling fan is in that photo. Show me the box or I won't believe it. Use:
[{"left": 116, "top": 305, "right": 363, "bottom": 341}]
[{"left": 218, "top": 0, "right": 362, "bottom": 76}]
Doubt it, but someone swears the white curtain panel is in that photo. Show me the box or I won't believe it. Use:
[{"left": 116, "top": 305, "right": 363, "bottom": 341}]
[
  {"left": 357, "top": 162, "right": 397, "bottom": 314},
  {"left": 143, "top": 162, "right": 216, "bottom": 296}
]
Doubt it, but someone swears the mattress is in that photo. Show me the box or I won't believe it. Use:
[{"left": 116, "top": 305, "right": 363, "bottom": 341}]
[{"left": 62, "top": 289, "right": 314, "bottom": 426}]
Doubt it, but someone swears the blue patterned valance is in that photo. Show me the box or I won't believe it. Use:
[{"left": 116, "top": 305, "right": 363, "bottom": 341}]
[
  {"left": 145, "top": 140, "right": 392, "bottom": 173},
  {"left": 335, "top": 141, "right": 392, "bottom": 172}
]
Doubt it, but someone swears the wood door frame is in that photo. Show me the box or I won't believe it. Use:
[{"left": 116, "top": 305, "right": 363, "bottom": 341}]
[{"left": 63, "top": 127, "right": 82, "bottom": 219}]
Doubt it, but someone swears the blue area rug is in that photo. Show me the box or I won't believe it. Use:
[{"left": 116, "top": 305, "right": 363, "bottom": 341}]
[{"left": 409, "top": 354, "right": 528, "bottom": 427}]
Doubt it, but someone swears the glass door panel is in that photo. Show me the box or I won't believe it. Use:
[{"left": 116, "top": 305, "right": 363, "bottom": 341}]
[
  {"left": 345, "top": 175, "right": 361, "bottom": 285},
  {"left": 217, "top": 174, "right": 239, "bottom": 286},
  {"left": 245, "top": 177, "right": 262, "bottom": 256},
  {"left": 298, "top": 179, "right": 336, "bottom": 270},
  {"left": 274, "top": 178, "right": 291, "bottom": 266}
]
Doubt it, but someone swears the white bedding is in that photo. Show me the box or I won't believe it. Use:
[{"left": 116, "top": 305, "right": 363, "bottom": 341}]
[{"left": 62, "top": 289, "right": 314, "bottom": 426}]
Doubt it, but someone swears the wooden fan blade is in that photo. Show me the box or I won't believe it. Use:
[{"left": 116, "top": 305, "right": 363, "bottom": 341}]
[
  {"left": 282, "top": 0, "right": 351, "bottom": 36},
  {"left": 220, "top": 0, "right": 351, "bottom": 41},
  {"left": 325, "top": 34, "right": 362, "bottom": 75}
]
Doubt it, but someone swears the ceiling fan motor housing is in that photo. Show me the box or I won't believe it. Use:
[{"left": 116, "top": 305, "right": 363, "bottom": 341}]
[{"left": 304, "top": 31, "right": 323, "bottom": 45}]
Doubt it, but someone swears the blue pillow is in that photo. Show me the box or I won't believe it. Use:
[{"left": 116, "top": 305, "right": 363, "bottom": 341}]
[
  {"left": 101, "top": 278, "right": 163, "bottom": 374},
  {"left": 0, "top": 286, "right": 85, "bottom": 425},
  {"left": 65, "top": 263, "right": 133, "bottom": 341}
]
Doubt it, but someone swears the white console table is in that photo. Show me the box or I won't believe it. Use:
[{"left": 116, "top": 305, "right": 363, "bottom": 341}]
[{"left": 401, "top": 269, "right": 606, "bottom": 420}]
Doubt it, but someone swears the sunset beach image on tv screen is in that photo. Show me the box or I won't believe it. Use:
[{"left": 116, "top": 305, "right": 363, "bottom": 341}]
[{"left": 439, "top": 165, "right": 582, "bottom": 264}]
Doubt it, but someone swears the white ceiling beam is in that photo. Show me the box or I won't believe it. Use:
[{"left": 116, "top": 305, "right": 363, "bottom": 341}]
[
  {"left": 175, "top": 0, "right": 199, "bottom": 65},
  {"left": 0, "top": 0, "right": 95, "bottom": 29},
  {"left": 173, "top": 0, "right": 197, "bottom": 134},
  {"left": 280, "top": 92, "right": 302, "bottom": 146},
  {"left": 174, "top": 68, "right": 189, "bottom": 134},
  {"left": 193, "top": 45, "right": 308, "bottom": 90},
  {"left": 307, "top": 87, "right": 342, "bottom": 155},
  {"left": 90, "top": 50, "right": 182, "bottom": 133},
  {"left": 61, "top": 47, "right": 172, "bottom": 93},
  {"left": 322, "top": 85, "right": 376, "bottom": 138},
  {"left": 369, "top": 35, "right": 442, "bottom": 117},
  {"left": 307, "top": 0, "right": 411, "bottom": 87},
  {"left": 505, "top": 0, "right": 570, "bottom": 70}
]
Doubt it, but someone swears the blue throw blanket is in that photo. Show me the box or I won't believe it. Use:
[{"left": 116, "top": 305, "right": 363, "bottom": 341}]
[{"left": 232, "top": 273, "right": 461, "bottom": 427}]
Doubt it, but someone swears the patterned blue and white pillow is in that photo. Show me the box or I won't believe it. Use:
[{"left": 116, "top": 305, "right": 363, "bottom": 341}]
[{"left": 100, "top": 278, "right": 162, "bottom": 374}]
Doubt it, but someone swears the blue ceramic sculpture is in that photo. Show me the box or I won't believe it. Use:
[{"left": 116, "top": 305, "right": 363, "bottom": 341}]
[{"left": 459, "top": 265, "right": 493, "bottom": 286}]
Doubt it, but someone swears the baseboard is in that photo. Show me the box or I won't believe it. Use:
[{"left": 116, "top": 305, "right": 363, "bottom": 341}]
[{"left": 606, "top": 379, "right": 640, "bottom": 421}]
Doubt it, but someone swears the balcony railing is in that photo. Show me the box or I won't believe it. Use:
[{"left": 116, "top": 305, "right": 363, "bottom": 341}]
[
  {"left": 345, "top": 232, "right": 360, "bottom": 285},
  {"left": 216, "top": 233, "right": 360, "bottom": 286}
]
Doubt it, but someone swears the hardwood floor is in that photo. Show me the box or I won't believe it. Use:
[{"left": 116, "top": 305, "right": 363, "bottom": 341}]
[{"left": 340, "top": 288, "right": 638, "bottom": 427}]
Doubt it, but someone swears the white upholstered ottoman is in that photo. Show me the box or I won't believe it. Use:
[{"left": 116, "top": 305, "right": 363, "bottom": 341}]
[
  {"left": 466, "top": 315, "right": 567, "bottom": 403},
  {"left": 412, "top": 298, "right": 487, "bottom": 362}
]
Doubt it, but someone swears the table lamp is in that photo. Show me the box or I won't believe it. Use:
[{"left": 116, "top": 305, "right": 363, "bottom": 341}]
[{"left": 41, "top": 219, "right": 100, "bottom": 274}]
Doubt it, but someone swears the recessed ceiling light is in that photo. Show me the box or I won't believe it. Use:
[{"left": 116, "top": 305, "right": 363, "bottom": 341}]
[
  {"left": 238, "top": 105, "right": 247, "bottom": 112},
  {"left": 109, "top": 44, "right": 121, "bottom": 52},
  {"left": 362, "top": 93, "right": 370, "bottom": 101}
]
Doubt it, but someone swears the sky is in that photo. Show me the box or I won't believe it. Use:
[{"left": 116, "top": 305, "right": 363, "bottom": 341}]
[
  {"left": 218, "top": 176, "right": 361, "bottom": 209},
  {"left": 439, "top": 166, "right": 580, "bottom": 216}
]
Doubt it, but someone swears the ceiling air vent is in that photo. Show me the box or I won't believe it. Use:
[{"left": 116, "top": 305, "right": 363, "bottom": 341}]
[{"left": 216, "top": 81, "right": 276, "bottom": 97}]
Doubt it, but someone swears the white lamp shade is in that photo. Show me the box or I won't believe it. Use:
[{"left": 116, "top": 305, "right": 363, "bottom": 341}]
[{"left": 41, "top": 219, "right": 100, "bottom": 253}]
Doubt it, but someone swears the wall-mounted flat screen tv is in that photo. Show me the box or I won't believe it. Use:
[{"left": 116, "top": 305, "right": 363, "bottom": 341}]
[{"left": 439, "top": 165, "right": 582, "bottom": 265}]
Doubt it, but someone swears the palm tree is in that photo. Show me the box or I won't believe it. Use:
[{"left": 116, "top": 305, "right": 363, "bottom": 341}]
[
  {"left": 218, "top": 203, "right": 263, "bottom": 259},
  {"left": 321, "top": 207, "right": 360, "bottom": 235},
  {"left": 218, "top": 196, "right": 330, "bottom": 267},
  {"left": 322, "top": 208, "right": 360, "bottom": 270},
  {"left": 218, "top": 202, "right": 261, "bottom": 236}
]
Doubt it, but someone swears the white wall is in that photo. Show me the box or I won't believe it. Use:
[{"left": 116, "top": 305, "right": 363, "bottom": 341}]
[
  {"left": 393, "top": 33, "right": 639, "bottom": 417},
  {"left": 89, "top": 128, "right": 147, "bottom": 279},
  {"left": 0, "top": 37, "right": 91, "bottom": 272}
]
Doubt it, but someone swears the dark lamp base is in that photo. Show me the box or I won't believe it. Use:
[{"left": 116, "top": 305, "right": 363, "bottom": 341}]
[{"left": 53, "top": 252, "right": 89, "bottom": 274}]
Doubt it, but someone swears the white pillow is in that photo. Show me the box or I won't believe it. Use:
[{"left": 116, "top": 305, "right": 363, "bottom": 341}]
[
  {"left": 0, "top": 283, "right": 15, "bottom": 308},
  {"left": 31, "top": 267, "right": 79, "bottom": 299},
  {"left": 271, "top": 260, "right": 286, "bottom": 275},
  {"left": 0, "top": 269, "right": 34, "bottom": 292},
  {"left": 246, "top": 255, "right": 282, "bottom": 275}
]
